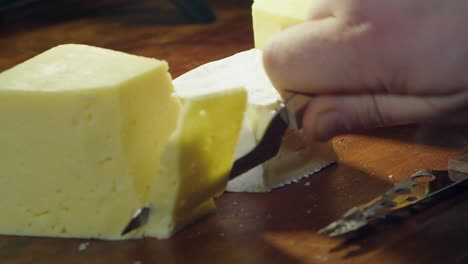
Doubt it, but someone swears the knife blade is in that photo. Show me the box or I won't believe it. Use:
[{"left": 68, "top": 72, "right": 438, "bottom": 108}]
[
  {"left": 121, "top": 206, "right": 150, "bottom": 236},
  {"left": 229, "top": 93, "right": 310, "bottom": 179},
  {"left": 121, "top": 94, "right": 311, "bottom": 236}
]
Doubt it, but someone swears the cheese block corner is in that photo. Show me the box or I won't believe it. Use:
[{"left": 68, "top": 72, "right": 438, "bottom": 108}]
[{"left": 252, "top": 0, "right": 313, "bottom": 49}]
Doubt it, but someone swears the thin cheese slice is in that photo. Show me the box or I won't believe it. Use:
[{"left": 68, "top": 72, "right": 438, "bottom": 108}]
[
  {"left": 0, "top": 44, "right": 246, "bottom": 239},
  {"left": 253, "top": 0, "right": 312, "bottom": 49},
  {"left": 145, "top": 88, "right": 247, "bottom": 238}
]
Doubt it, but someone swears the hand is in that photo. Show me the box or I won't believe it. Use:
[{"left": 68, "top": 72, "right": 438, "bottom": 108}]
[{"left": 263, "top": 0, "right": 468, "bottom": 141}]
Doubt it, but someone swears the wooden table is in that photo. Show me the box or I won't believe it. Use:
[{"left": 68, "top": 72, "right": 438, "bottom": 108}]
[{"left": 1, "top": 1, "right": 467, "bottom": 263}]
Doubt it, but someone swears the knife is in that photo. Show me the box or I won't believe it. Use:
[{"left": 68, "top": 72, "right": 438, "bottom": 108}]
[
  {"left": 229, "top": 93, "right": 311, "bottom": 179},
  {"left": 318, "top": 150, "right": 468, "bottom": 237},
  {"left": 121, "top": 94, "right": 311, "bottom": 236}
]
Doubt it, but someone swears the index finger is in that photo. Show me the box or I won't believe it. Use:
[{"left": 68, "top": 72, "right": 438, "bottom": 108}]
[{"left": 262, "top": 18, "right": 387, "bottom": 96}]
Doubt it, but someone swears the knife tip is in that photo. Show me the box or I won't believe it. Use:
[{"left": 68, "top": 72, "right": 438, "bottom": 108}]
[{"left": 121, "top": 207, "right": 151, "bottom": 236}]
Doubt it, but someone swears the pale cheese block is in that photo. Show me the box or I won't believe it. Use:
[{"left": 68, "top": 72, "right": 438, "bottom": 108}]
[
  {"left": 253, "top": 0, "right": 312, "bottom": 49},
  {"left": 0, "top": 44, "right": 246, "bottom": 239},
  {"left": 174, "top": 49, "right": 336, "bottom": 192}
]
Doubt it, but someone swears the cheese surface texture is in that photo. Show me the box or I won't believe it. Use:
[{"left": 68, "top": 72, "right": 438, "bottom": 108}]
[
  {"left": 174, "top": 49, "right": 336, "bottom": 192},
  {"left": 0, "top": 44, "right": 246, "bottom": 239},
  {"left": 252, "top": 0, "right": 312, "bottom": 49}
]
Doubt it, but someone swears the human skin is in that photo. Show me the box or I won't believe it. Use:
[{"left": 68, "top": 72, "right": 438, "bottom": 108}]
[{"left": 263, "top": 0, "right": 468, "bottom": 141}]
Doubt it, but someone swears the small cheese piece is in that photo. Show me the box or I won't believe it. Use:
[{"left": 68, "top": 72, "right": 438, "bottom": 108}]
[
  {"left": 174, "top": 49, "right": 336, "bottom": 192},
  {"left": 146, "top": 87, "right": 247, "bottom": 238},
  {"left": 0, "top": 44, "right": 246, "bottom": 239},
  {"left": 252, "top": 0, "right": 312, "bottom": 49}
]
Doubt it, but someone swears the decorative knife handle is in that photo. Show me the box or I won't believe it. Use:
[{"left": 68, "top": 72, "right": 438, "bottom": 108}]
[{"left": 448, "top": 150, "right": 468, "bottom": 182}]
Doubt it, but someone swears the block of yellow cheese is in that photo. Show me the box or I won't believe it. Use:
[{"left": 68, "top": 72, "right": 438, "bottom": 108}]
[
  {"left": 253, "top": 0, "right": 312, "bottom": 49},
  {"left": 0, "top": 44, "right": 246, "bottom": 239}
]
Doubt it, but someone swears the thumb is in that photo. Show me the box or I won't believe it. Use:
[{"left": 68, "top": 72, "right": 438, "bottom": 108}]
[{"left": 303, "top": 93, "right": 468, "bottom": 141}]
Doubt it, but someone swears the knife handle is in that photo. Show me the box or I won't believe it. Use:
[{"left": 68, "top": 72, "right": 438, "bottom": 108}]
[{"left": 448, "top": 150, "right": 468, "bottom": 181}]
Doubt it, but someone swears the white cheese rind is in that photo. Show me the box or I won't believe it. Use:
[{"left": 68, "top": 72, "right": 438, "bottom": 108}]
[{"left": 174, "top": 49, "right": 280, "bottom": 107}]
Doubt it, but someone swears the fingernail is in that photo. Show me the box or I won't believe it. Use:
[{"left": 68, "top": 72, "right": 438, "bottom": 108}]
[{"left": 315, "top": 111, "right": 349, "bottom": 140}]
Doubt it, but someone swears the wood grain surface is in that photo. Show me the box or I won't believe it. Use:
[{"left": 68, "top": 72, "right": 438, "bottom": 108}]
[{"left": 1, "top": 1, "right": 467, "bottom": 263}]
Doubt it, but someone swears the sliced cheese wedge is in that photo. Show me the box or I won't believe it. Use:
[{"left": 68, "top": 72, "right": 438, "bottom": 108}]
[
  {"left": 174, "top": 49, "right": 336, "bottom": 192},
  {"left": 146, "top": 88, "right": 247, "bottom": 238},
  {"left": 0, "top": 44, "right": 246, "bottom": 239},
  {"left": 252, "top": 0, "right": 312, "bottom": 49}
]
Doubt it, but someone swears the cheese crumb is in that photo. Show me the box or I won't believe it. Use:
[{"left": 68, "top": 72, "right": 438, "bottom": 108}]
[
  {"left": 304, "top": 182, "right": 311, "bottom": 187},
  {"left": 78, "top": 242, "right": 89, "bottom": 251}
]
